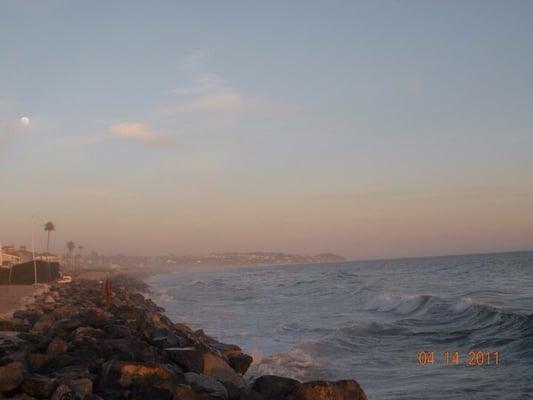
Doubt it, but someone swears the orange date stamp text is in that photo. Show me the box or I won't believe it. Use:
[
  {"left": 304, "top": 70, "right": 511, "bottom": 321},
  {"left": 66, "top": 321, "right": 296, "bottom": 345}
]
[{"left": 417, "top": 349, "right": 499, "bottom": 366}]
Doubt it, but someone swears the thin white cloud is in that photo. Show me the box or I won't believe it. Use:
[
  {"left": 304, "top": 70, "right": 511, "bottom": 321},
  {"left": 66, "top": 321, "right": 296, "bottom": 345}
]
[
  {"left": 162, "top": 50, "right": 289, "bottom": 123},
  {"left": 106, "top": 122, "right": 169, "bottom": 145}
]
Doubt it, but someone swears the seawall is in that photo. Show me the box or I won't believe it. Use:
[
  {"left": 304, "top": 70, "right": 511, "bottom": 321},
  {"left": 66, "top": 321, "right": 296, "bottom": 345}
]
[{"left": 0, "top": 274, "right": 366, "bottom": 399}]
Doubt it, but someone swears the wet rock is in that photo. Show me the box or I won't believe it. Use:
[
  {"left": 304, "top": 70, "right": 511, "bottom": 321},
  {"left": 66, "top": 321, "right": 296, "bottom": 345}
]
[
  {"left": 184, "top": 372, "right": 228, "bottom": 399},
  {"left": 0, "top": 361, "right": 24, "bottom": 391},
  {"left": 208, "top": 341, "right": 242, "bottom": 358},
  {"left": 166, "top": 346, "right": 205, "bottom": 373},
  {"left": 227, "top": 353, "right": 252, "bottom": 375},
  {"left": 252, "top": 375, "right": 300, "bottom": 399},
  {"left": 286, "top": 379, "right": 367, "bottom": 400},
  {"left": 221, "top": 381, "right": 241, "bottom": 400},
  {"left": 21, "top": 374, "right": 58, "bottom": 398},
  {"left": 202, "top": 352, "right": 244, "bottom": 387}
]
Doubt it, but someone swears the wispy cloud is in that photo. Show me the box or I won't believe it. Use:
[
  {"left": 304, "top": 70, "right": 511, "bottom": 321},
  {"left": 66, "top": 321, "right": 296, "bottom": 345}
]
[
  {"left": 166, "top": 73, "right": 254, "bottom": 117},
  {"left": 107, "top": 122, "right": 168, "bottom": 145},
  {"left": 82, "top": 122, "right": 171, "bottom": 146}
]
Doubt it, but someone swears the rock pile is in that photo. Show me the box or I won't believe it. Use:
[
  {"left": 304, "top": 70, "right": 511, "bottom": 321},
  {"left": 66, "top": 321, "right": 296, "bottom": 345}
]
[{"left": 0, "top": 274, "right": 366, "bottom": 399}]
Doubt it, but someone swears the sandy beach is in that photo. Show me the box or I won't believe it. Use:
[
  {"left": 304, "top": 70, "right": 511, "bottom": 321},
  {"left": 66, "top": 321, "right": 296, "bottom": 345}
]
[{"left": 0, "top": 284, "right": 49, "bottom": 319}]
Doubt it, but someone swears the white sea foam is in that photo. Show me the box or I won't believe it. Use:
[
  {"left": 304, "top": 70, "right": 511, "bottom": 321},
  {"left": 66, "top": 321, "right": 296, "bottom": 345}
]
[
  {"left": 360, "top": 292, "right": 431, "bottom": 315},
  {"left": 247, "top": 342, "right": 322, "bottom": 381},
  {"left": 450, "top": 297, "right": 474, "bottom": 313}
]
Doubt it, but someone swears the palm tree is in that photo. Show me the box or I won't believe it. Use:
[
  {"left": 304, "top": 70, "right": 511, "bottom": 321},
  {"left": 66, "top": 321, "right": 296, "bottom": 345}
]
[{"left": 44, "top": 222, "right": 55, "bottom": 256}]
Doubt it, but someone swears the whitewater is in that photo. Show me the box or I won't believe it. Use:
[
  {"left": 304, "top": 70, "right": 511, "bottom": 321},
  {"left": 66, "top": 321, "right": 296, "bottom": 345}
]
[{"left": 147, "top": 251, "right": 533, "bottom": 399}]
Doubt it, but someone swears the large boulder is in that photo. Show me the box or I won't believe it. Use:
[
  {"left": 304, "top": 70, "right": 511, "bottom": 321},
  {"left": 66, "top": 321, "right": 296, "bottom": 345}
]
[
  {"left": 286, "top": 380, "right": 367, "bottom": 400},
  {"left": 252, "top": 375, "right": 300, "bottom": 399},
  {"left": 228, "top": 353, "right": 253, "bottom": 375},
  {"left": 184, "top": 372, "right": 228, "bottom": 399},
  {"left": 202, "top": 352, "right": 244, "bottom": 387},
  {"left": 166, "top": 346, "right": 205, "bottom": 373},
  {"left": 100, "top": 360, "right": 184, "bottom": 390}
]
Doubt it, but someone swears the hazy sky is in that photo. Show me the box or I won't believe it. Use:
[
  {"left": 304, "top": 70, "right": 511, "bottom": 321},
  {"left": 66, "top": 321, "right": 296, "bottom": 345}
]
[{"left": 1, "top": 1, "right": 532, "bottom": 259}]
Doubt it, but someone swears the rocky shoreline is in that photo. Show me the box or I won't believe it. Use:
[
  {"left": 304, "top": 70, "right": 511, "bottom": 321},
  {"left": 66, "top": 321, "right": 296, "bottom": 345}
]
[{"left": 0, "top": 274, "right": 366, "bottom": 399}]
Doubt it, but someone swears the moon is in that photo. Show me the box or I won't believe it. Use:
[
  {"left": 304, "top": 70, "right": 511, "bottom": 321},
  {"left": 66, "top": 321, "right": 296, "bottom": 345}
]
[{"left": 19, "top": 116, "right": 30, "bottom": 126}]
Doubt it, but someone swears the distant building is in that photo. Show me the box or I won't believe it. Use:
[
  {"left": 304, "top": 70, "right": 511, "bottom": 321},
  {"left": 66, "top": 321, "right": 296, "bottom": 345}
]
[{"left": 1, "top": 242, "right": 22, "bottom": 267}]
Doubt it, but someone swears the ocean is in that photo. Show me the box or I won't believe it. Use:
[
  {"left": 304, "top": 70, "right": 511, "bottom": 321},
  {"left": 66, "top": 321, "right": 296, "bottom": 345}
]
[{"left": 147, "top": 251, "right": 533, "bottom": 399}]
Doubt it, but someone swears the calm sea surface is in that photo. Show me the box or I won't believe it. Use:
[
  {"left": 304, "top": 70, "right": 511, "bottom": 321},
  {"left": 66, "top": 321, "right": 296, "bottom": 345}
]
[{"left": 147, "top": 251, "right": 533, "bottom": 399}]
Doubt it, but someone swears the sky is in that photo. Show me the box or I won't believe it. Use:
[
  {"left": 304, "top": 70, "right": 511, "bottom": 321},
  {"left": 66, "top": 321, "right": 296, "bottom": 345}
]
[{"left": 1, "top": 0, "right": 532, "bottom": 260}]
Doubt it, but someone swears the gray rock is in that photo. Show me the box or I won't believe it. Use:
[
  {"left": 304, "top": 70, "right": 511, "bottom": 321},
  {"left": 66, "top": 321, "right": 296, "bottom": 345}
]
[{"left": 184, "top": 372, "right": 228, "bottom": 399}]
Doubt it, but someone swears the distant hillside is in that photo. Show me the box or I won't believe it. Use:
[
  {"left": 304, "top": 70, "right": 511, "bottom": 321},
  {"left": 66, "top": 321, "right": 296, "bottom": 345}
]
[{"left": 162, "top": 252, "right": 346, "bottom": 266}]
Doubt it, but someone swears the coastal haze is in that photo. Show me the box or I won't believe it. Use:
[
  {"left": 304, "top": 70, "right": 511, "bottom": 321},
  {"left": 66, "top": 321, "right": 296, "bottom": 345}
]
[{"left": 1, "top": 2, "right": 533, "bottom": 260}]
